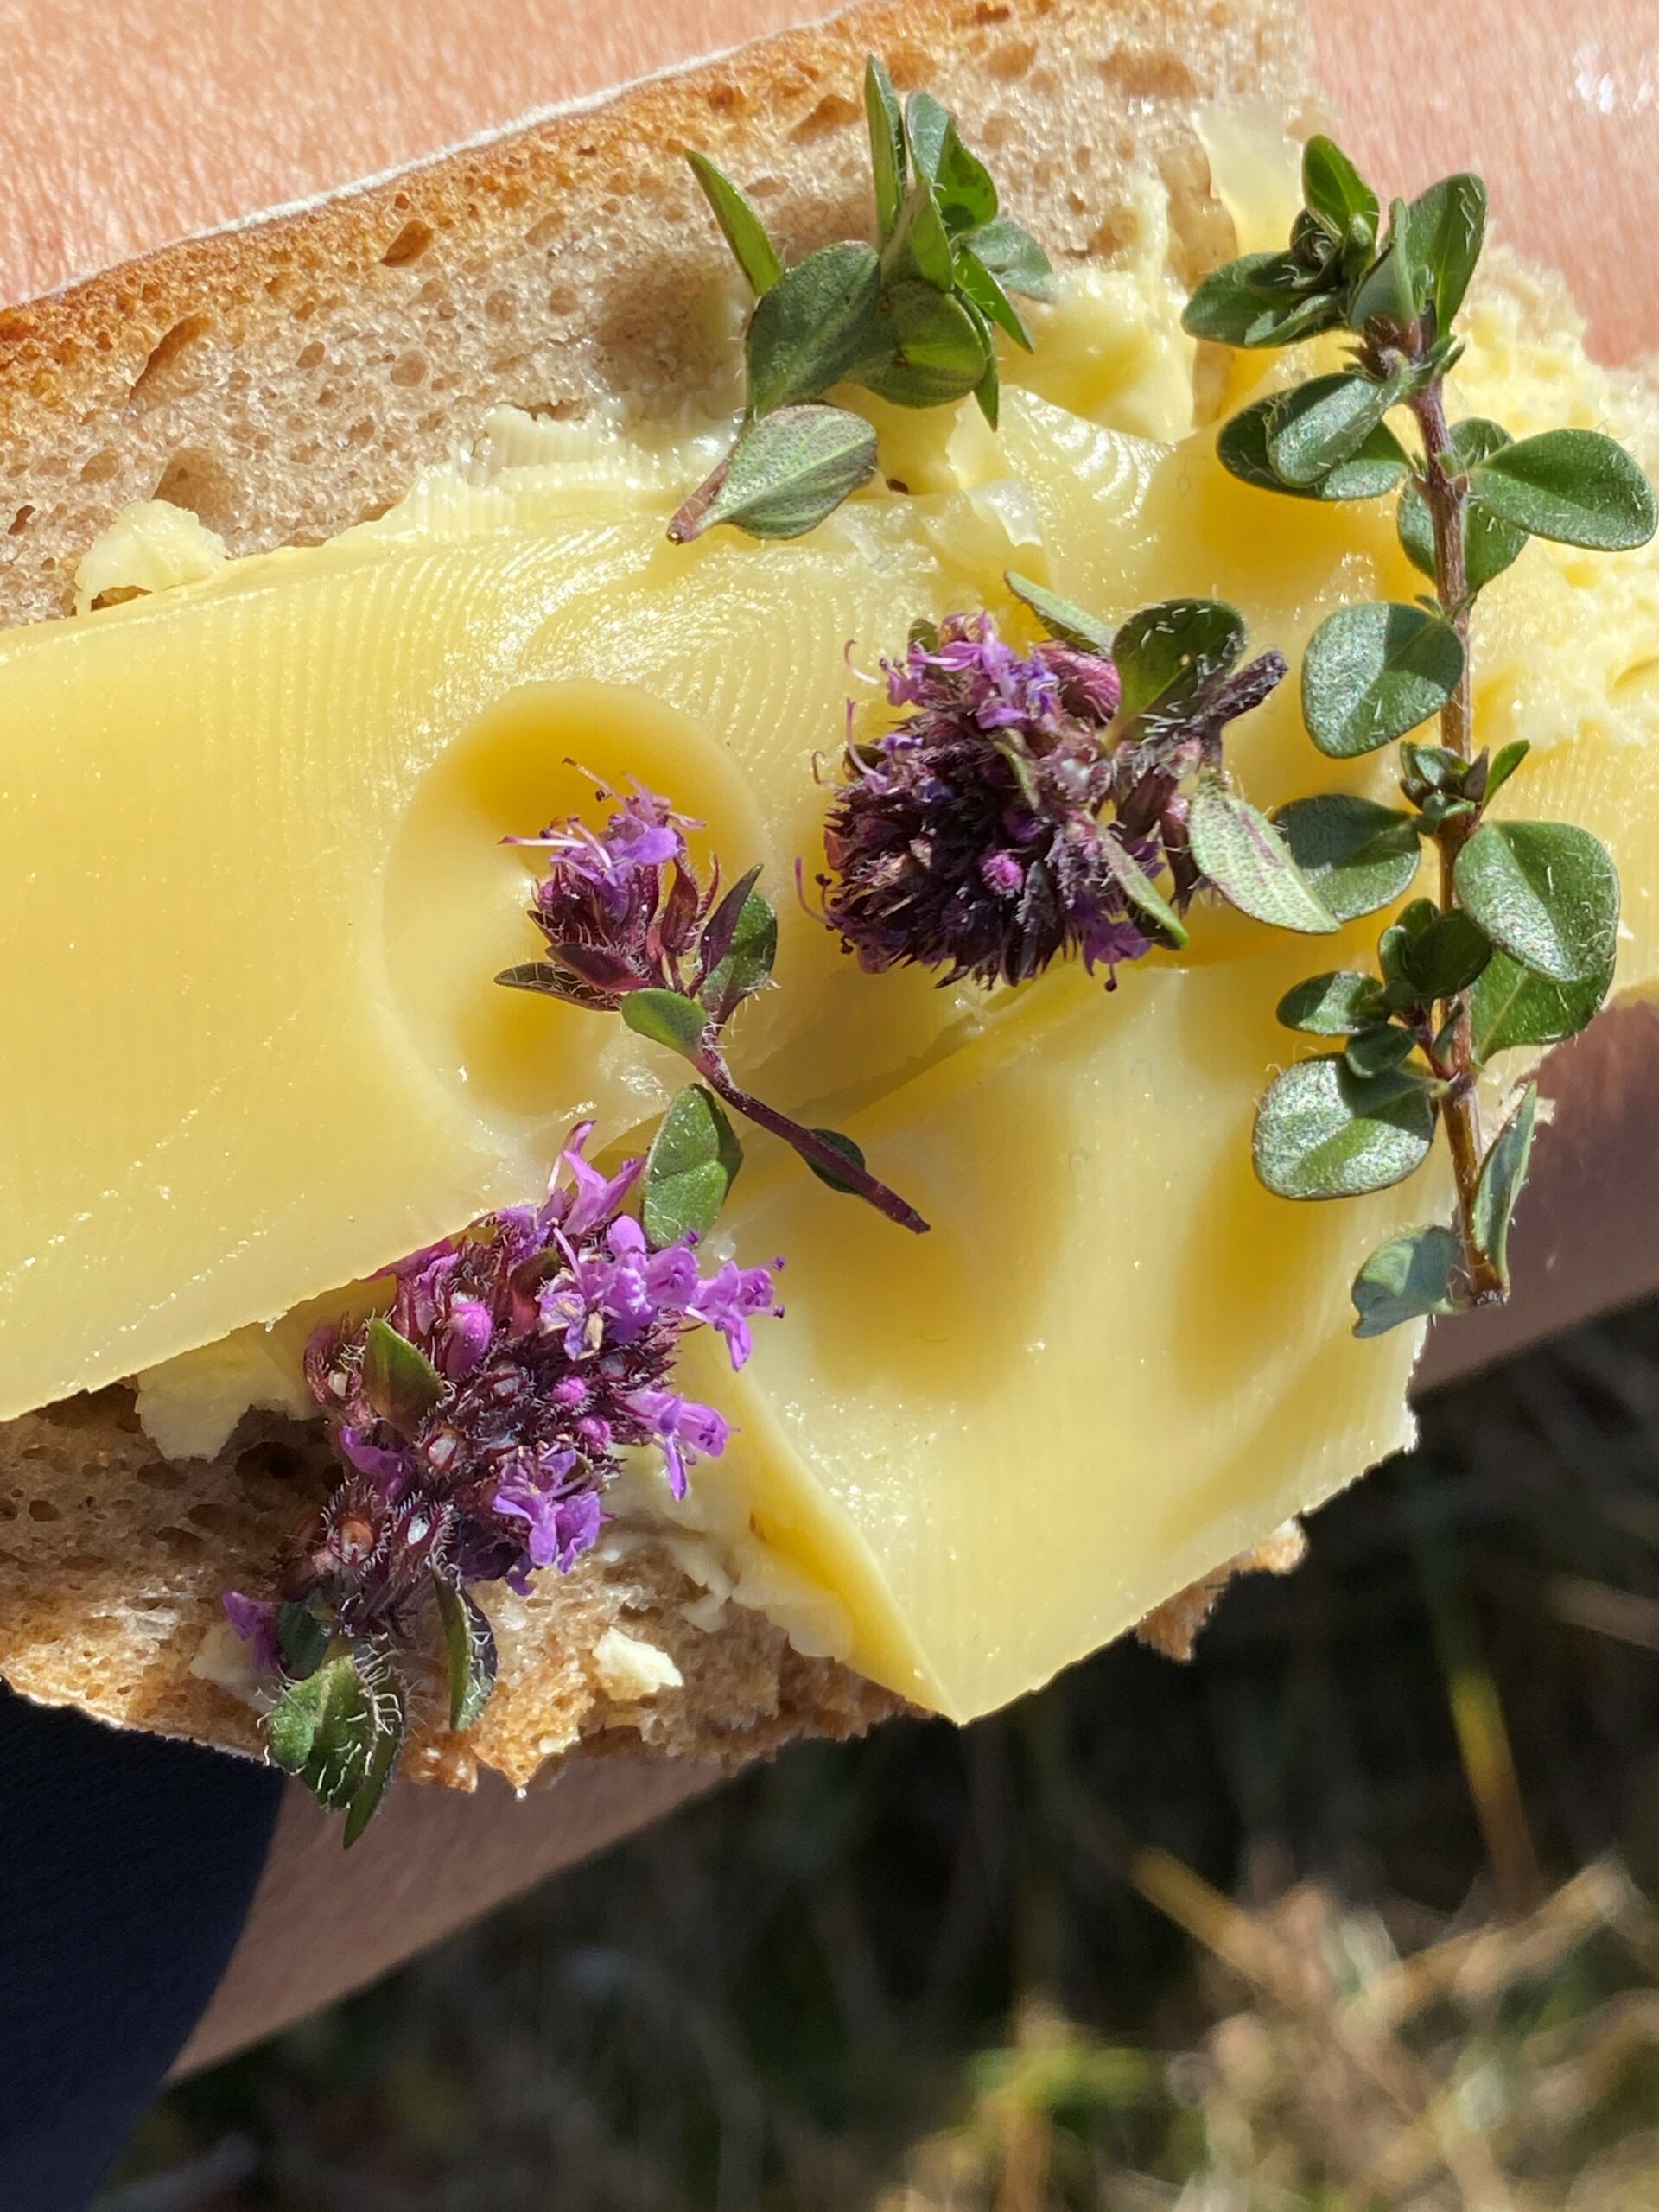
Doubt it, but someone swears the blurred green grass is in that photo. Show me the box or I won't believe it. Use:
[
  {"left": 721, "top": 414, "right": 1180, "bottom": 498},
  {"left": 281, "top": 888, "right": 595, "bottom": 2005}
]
[{"left": 106, "top": 1293, "right": 1659, "bottom": 2210}]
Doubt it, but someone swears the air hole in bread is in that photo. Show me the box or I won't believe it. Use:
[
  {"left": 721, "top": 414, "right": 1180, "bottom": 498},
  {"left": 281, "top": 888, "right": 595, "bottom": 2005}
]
[
  {"left": 791, "top": 92, "right": 861, "bottom": 140},
  {"left": 1101, "top": 48, "right": 1198, "bottom": 99},
  {"left": 389, "top": 350, "right": 429, "bottom": 388},
  {"left": 381, "top": 219, "right": 435, "bottom": 269},
  {"left": 130, "top": 314, "right": 214, "bottom": 408},
  {"left": 296, "top": 340, "right": 325, "bottom": 371},
  {"left": 976, "top": 2, "right": 1014, "bottom": 19},
  {"left": 236, "top": 1439, "right": 304, "bottom": 1486},
  {"left": 153, "top": 447, "right": 238, "bottom": 535},
  {"left": 187, "top": 1500, "right": 241, "bottom": 1537},
  {"left": 988, "top": 35, "right": 1037, "bottom": 76},
  {"left": 136, "top": 1462, "right": 185, "bottom": 1491},
  {"left": 28, "top": 1498, "right": 60, "bottom": 1522},
  {"left": 7, "top": 504, "right": 33, "bottom": 536},
  {"left": 158, "top": 1524, "right": 207, "bottom": 1560}
]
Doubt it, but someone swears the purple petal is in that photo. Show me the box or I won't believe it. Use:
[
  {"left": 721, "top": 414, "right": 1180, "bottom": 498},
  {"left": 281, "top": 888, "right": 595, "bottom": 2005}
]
[
  {"left": 439, "top": 1295, "right": 493, "bottom": 1380},
  {"left": 222, "top": 1591, "right": 282, "bottom": 1677}
]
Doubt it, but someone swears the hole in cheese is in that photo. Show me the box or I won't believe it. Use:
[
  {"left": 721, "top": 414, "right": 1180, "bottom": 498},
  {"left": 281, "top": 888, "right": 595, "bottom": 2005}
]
[{"left": 383, "top": 678, "right": 768, "bottom": 1124}]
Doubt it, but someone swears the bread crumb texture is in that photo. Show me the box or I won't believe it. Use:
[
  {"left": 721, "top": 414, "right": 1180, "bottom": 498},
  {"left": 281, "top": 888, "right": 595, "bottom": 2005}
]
[
  {"left": 0, "top": 0, "right": 1307, "bottom": 626},
  {"left": 0, "top": 0, "right": 1312, "bottom": 1783},
  {"left": 0, "top": 1388, "right": 898, "bottom": 1788}
]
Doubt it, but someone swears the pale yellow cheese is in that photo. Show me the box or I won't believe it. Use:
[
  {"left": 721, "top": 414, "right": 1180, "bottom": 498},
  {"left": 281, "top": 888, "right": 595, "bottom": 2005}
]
[{"left": 7, "top": 127, "right": 1659, "bottom": 1725}]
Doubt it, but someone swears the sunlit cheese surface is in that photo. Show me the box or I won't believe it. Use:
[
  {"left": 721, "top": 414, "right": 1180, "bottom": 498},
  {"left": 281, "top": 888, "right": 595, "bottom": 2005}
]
[{"left": 10, "top": 119, "right": 1659, "bottom": 1719}]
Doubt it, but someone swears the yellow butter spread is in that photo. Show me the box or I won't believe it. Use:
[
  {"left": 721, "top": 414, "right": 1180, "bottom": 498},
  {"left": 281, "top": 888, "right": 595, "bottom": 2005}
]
[{"left": 9, "top": 124, "right": 1659, "bottom": 1720}]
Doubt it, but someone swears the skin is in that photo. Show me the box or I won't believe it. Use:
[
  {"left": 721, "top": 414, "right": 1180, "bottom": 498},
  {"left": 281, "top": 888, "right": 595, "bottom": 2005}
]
[{"left": 7, "top": 0, "right": 1650, "bottom": 2073}]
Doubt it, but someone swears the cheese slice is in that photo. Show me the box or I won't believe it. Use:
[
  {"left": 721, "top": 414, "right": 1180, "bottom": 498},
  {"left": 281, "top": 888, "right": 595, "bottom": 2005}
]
[{"left": 5, "top": 131, "right": 1659, "bottom": 1723}]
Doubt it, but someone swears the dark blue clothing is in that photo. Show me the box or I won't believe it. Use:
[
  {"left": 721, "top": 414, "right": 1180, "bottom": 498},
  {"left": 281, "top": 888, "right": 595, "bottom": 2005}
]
[{"left": 0, "top": 1684, "right": 282, "bottom": 2211}]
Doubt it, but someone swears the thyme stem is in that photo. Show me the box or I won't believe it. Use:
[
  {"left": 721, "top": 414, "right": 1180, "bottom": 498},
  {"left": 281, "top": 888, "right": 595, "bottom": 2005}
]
[
  {"left": 1408, "top": 372, "right": 1504, "bottom": 1305},
  {"left": 697, "top": 1053, "right": 931, "bottom": 1235}
]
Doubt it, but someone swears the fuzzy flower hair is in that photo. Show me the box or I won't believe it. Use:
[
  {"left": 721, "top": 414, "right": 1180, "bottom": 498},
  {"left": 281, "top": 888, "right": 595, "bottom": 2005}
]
[
  {"left": 224, "top": 1124, "right": 780, "bottom": 1665},
  {"left": 818, "top": 613, "right": 1171, "bottom": 991}
]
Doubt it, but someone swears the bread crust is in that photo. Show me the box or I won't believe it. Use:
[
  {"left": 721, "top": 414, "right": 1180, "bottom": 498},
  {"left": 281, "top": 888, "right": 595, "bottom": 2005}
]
[
  {"left": 0, "top": 0, "right": 1308, "bottom": 1783},
  {"left": 0, "top": 0, "right": 1306, "bottom": 626}
]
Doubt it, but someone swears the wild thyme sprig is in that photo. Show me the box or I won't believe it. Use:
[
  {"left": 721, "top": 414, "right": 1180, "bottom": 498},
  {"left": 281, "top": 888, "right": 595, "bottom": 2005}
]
[
  {"left": 815, "top": 593, "right": 1336, "bottom": 992},
  {"left": 222, "top": 1125, "right": 782, "bottom": 1842},
  {"left": 1186, "top": 138, "right": 1657, "bottom": 1335},
  {"left": 499, "top": 780, "right": 929, "bottom": 1235},
  {"left": 669, "top": 57, "right": 1053, "bottom": 543}
]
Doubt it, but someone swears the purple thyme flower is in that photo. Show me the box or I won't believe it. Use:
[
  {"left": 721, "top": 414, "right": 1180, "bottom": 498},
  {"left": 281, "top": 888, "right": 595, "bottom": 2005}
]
[
  {"left": 505, "top": 779, "right": 715, "bottom": 1009},
  {"left": 227, "top": 1122, "right": 781, "bottom": 1676},
  {"left": 819, "top": 612, "right": 1166, "bottom": 991}
]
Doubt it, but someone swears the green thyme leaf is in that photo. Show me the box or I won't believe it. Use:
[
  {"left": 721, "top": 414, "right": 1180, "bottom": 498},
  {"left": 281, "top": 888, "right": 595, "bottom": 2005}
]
[
  {"left": 1112, "top": 598, "right": 1245, "bottom": 721},
  {"left": 1351, "top": 1224, "right": 1463, "bottom": 1337},
  {"left": 1098, "top": 832, "right": 1188, "bottom": 949},
  {"left": 1300, "top": 601, "right": 1464, "bottom": 757},
  {"left": 903, "top": 89, "right": 950, "bottom": 182},
  {"left": 1254, "top": 1055, "right": 1436, "bottom": 1199},
  {"left": 269, "top": 1645, "right": 402, "bottom": 1838},
  {"left": 1471, "top": 429, "right": 1658, "bottom": 551},
  {"left": 670, "top": 405, "right": 879, "bottom": 543},
  {"left": 1268, "top": 372, "right": 1404, "bottom": 488},
  {"left": 1004, "top": 571, "right": 1115, "bottom": 656},
  {"left": 643, "top": 1084, "right": 744, "bottom": 1245},
  {"left": 276, "top": 1601, "right": 329, "bottom": 1681},
  {"left": 342, "top": 1645, "right": 408, "bottom": 1848},
  {"left": 1402, "top": 173, "right": 1487, "bottom": 332},
  {"left": 1377, "top": 897, "right": 1437, "bottom": 991},
  {"left": 746, "top": 245, "right": 885, "bottom": 414},
  {"left": 1350, "top": 202, "right": 1418, "bottom": 331},
  {"left": 1397, "top": 419, "right": 1528, "bottom": 593},
  {"left": 970, "top": 216, "right": 1055, "bottom": 303},
  {"left": 883, "top": 173, "right": 956, "bottom": 291},
  {"left": 1188, "top": 776, "right": 1338, "bottom": 934},
  {"left": 864, "top": 57, "right": 906, "bottom": 245},
  {"left": 1302, "top": 136, "right": 1378, "bottom": 248},
  {"left": 963, "top": 296, "right": 1000, "bottom": 427},
  {"left": 266, "top": 1656, "right": 344, "bottom": 1775},
  {"left": 859, "top": 282, "right": 988, "bottom": 407},
  {"left": 494, "top": 959, "right": 576, "bottom": 997},
  {"left": 953, "top": 246, "right": 1032, "bottom": 350},
  {"left": 1384, "top": 907, "right": 1491, "bottom": 1000},
  {"left": 1452, "top": 819, "right": 1619, "bottom": 983},
  {"left": 361, "top": 1316, "right": 444, "bottom": 1437},
  {"left": 1344, "top": 1024, "right": 1419, "bottom": 1079},
  {"left": 435, "top": 1579, "right": 499, "bottom": 1734},
  {"left": 1277, "top": 970, "right": 1389, "bottom": 1034},
  {"left": 1182, "top": 255, "right": 1344, "bottom": 348},
  {"left": 1470, "top": 1081, "right": 1539, "bottom": 1290},
  {"left": 805, "top": 1128, "right": 868, "bottom": 1194},
  {"left": 702, "top": 887, "right": 778, "bottom": 1020},
  {"left": 684, "top": 150, "right": 783, "bottom": 297},
  {"left": 1271, "top": 793, "right": 1421, "bottom": 921},
  {"left": 1217, "top": 397, "right": 1409, "bottom": 502},
  {"left": 621, "top": 988, "right": 709, "bottom": 1058},
  {"left": 1397, "top": 741, "right": 1471, "bottom": 796},
  {"left": 1467, "top": 949, "right": 1612, "bottom": 1058},
  {"left": 906, "top": 91, "right": 997, "bottom": 234},
  {"left": 1418, "top": 791, "right": 1476, "bottom": 831},
  {"left": 1483, "top": 739, "right": 1531, "bottom": 804}
]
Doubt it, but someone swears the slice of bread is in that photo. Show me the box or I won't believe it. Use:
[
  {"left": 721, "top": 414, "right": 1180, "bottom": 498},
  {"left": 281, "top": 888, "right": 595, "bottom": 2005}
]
[{"left": 0, "top": 0, "right": 1319, "bottom": 1787}]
